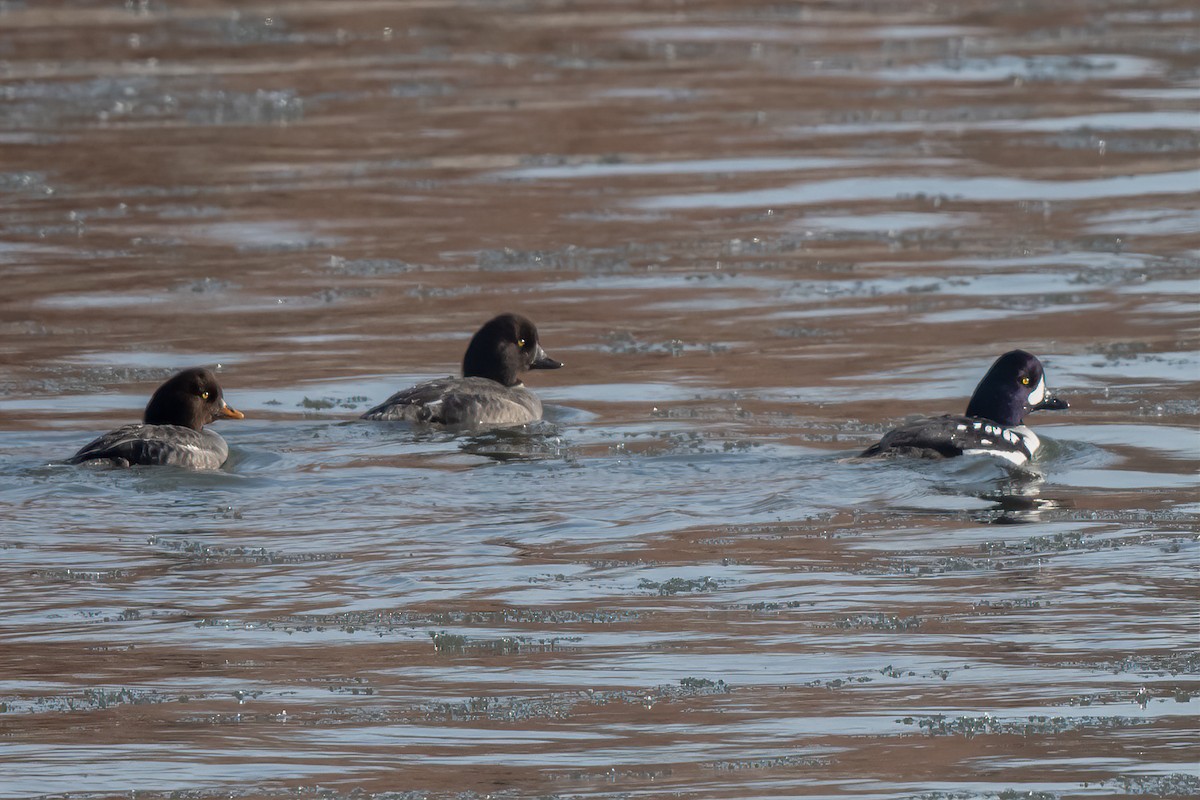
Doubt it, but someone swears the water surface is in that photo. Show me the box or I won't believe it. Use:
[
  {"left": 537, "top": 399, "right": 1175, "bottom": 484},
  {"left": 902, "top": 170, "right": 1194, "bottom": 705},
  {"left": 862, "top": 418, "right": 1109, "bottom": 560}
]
[{"left": 0, "top": 1, "right": 1197, "bottom": 798}]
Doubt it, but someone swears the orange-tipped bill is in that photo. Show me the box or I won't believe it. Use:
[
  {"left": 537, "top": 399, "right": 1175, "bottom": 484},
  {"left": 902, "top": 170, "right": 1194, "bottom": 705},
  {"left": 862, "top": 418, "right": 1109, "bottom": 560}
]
[{"left": 218, "top": 400, "right": 245, "bottom": 420}]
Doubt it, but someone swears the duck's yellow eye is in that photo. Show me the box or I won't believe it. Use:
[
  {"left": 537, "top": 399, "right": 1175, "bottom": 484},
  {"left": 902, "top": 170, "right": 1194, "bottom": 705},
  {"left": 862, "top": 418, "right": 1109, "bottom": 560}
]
[
  {"left": 1020, "top": 377, "right": 1030, "bottom": 386},
  {"left": 201, "top": 391, "right": 210, "bottom": 399},
  {"left": 517, "top": 339, "right": 526, "bottom": 347}
]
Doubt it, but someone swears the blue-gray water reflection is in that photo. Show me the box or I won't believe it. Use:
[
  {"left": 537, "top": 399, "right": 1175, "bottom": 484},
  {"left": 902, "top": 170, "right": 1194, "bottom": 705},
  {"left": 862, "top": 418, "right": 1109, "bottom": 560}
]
[{"left": 0, "top": 0, "right": 1197, "bottom": 798}]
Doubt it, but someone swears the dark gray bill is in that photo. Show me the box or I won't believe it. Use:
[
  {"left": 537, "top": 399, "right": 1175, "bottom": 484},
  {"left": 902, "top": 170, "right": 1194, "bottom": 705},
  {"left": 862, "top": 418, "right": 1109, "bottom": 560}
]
[
  {"left": 1030, "top": 396, "right": 1068, "bottom": 412},
  {"left": 530, "top": 344, "right": 563, "bottom": 369}
]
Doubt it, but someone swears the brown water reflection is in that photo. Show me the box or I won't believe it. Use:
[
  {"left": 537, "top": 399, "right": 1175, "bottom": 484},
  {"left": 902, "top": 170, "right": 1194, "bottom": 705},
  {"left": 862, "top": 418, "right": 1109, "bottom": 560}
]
[{"left": 1, "top": 1, "right": 1198, "bottom": 798}]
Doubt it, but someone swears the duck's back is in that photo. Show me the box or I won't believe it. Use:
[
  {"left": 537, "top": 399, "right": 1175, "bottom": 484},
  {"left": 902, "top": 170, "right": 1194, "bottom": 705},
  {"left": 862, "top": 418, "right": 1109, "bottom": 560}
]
[
  {"left": 860, "top": 414, "right": 1035, "bottom": 463},
  {"left": 361, "top": 376, "right": 543, "bottom": 427},
  {"left": 68, "top": 424, "right": 229, "bottom": 469}
]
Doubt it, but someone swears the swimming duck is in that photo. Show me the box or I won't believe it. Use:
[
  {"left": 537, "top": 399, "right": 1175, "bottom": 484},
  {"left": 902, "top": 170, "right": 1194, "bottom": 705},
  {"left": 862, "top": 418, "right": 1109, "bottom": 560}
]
[
  {"left": 68, "top": 367, "right": 244, "bottom": 469},
  {"left": 361, "top": 313, "right": 563, "bottom": 428},
  {"left": 860, "top": 349, "right": 1068, "bottom": 465}
]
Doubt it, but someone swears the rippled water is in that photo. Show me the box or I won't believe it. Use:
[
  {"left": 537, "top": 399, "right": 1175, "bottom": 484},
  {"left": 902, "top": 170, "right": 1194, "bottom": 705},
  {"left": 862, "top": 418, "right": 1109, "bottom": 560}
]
[{"left": 1, "top": 1, "right": 1197, "bottom": 798}]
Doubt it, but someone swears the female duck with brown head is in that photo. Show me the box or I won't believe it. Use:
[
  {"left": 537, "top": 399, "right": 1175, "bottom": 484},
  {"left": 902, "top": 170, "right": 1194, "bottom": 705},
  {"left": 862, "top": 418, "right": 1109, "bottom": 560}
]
[
  {"left": 68, "top": 367, "right": 244, "bottom": 469},
  {"left": 362, "top": 313, "right": 563, "bottom": 428}
]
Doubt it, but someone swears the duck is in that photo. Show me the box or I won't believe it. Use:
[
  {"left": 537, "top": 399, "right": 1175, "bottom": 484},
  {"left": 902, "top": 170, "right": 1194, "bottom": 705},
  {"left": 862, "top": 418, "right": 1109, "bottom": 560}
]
[
  {"left": 361, "top": 313, "right": 563, "bottom": 428},
  {"left": 860, "top": 349, "right": 1068, "bottom": 465},
  {"left": 68, "top": 367, "right": 245, "bottom": 469}
]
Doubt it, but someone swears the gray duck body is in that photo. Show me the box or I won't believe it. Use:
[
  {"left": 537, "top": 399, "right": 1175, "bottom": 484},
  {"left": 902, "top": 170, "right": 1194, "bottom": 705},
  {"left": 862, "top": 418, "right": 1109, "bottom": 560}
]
[
  {"left": 66, "top": 367, "right": 243, "bottom": 470},
  {"left": 361, "top": 376, "right": 544, "bottom": 427},
  {"left": 361, "top": 313, "right": 562, "bottom": 430},
  {"left": 68, "top": 424, "right": 231, "bottom": 470}
]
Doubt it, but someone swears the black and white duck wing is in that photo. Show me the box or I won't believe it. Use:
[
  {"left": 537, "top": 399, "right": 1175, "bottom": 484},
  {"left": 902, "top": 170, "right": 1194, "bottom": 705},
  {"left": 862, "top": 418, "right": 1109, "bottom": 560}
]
[{"left": 860, "top": 415, "right": 973, "bottom": 459}]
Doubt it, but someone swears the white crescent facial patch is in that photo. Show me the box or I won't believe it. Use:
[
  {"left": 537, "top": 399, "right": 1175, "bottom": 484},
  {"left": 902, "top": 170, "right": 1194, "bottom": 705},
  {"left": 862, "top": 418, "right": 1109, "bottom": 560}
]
[{"left": 1028, "top": 375, "right": 1046, "bottom": 406}]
